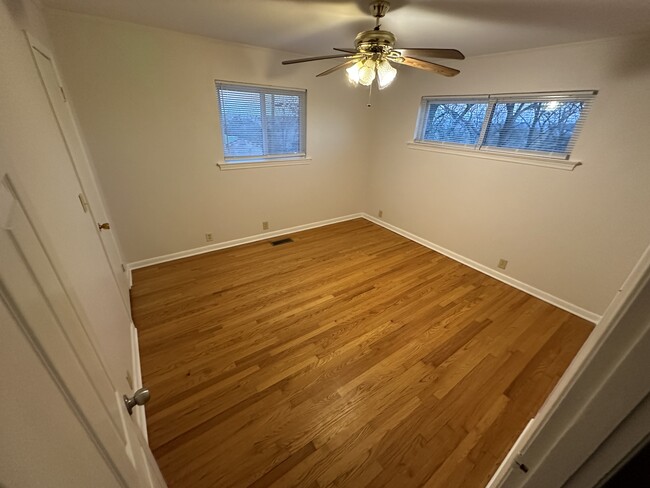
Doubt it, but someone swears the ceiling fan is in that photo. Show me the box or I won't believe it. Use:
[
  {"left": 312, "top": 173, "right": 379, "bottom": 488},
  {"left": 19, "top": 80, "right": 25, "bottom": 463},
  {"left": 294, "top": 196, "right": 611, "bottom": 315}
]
[{"left": 281, "top": 0, "right": 465, "bottom": 89}]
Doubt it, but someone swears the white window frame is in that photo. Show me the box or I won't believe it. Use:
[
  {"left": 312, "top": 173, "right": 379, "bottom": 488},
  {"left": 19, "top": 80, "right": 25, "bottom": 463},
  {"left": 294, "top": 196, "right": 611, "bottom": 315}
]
[
  {"left": 215, "top": 81, "right": 308, "bottom": 169},
  {"left": 411, "top": 90, "right": 597, "bottom": 170}
]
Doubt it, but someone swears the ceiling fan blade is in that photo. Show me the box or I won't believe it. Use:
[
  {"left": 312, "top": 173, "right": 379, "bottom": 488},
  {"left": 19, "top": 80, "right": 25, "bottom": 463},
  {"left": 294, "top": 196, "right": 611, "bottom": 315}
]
[
  {"left": 282, "top": 54, "right": 353, "bottom": 65},
  {"left": 316, "top": 58, "right": 362, "bottom": 77},
  {"left": 393, "top": 56, "right": 460, "bottom": 77},
  {"left": 392, "top": 48, "right": 465, "bottom": 60},
  {"left": 333, "top": 48, "right": 358, "bottom": 54}
]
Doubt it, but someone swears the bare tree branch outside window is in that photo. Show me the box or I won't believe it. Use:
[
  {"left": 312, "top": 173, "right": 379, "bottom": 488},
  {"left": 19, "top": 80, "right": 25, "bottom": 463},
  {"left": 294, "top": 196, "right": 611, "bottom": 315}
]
[{"left": 415, "top": 93, "right": 594, "bottom": 158}]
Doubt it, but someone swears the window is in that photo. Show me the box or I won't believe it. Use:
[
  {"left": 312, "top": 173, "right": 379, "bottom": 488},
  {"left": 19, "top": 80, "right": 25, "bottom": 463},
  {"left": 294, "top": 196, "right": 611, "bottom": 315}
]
[
  {"left": 215, "top": 81, "right": 306, "bottom": 164},
  {"left": 414, "top": 91, "right": 596, "bottom": 160}
]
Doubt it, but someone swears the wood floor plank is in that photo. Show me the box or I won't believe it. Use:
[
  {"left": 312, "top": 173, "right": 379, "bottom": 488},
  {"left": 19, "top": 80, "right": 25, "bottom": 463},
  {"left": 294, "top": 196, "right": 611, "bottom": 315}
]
[{"left": 132, "top": 218, "right": 593, "bottom": 487}]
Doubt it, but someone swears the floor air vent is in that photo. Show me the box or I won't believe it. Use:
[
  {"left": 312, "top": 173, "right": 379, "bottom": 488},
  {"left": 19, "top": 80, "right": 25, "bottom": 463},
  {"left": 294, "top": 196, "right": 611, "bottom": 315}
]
[{"left": 271, "top": 238, "right": 294, "bottom": 246}]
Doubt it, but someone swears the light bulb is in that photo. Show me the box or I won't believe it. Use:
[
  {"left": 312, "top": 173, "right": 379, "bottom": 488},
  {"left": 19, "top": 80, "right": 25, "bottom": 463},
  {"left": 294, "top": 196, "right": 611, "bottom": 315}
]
[
  {"left": 346, "top": 60, "right": 363, "bottom": 85},
  {"left": 377, "top": 59, "right": 397, "bottom": 89},
  {"left": 358, "top": 59, "right": 376, "bottom": 86}
]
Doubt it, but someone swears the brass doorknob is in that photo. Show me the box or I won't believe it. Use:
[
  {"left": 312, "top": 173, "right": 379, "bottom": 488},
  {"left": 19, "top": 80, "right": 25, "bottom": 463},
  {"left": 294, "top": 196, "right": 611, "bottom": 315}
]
[{"left": 98, "top": 222, "right": 111, "bottom": 230}]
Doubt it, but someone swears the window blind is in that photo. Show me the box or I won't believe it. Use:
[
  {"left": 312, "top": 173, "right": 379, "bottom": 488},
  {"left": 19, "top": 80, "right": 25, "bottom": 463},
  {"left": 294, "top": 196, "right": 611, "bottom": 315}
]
[
  {"left": 419, "top": 99, "right": 489, "bottom": 147},
  {"left": 215, "top": 82, "right": 306, "bottom": 162},
  {"left": 415, "top": 91, "right": 596, "bottom": 159},
  {"left": 481, "top": 93, "right": 595, "bottom": 158}
]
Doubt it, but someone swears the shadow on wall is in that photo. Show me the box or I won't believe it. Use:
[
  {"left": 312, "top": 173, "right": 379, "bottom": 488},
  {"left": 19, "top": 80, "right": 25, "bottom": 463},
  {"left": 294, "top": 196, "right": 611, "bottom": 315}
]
[
  {"left": 400, "top": 1, "right": 650, "bottom": 33},
  {"left": 611, "top": 34, "right": 650, "bottom": 77},
  {"left": 256, "top": 24, "right": 366, "bottom": 82},
  {"left": 3, "top": 0, "right": 25, "bottom": 22}
]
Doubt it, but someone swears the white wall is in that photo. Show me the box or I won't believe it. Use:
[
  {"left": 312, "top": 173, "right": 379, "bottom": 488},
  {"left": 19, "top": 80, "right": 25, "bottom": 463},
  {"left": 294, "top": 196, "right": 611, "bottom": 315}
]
[
  {"left": 44, "top": 8, "right": 650, "bottom": 317},
  {"left": 365, "top": 36, "right": 650, "bottom": 316},
  {"left": 44, "top": 10, "right": 372, "bottom": 263}
]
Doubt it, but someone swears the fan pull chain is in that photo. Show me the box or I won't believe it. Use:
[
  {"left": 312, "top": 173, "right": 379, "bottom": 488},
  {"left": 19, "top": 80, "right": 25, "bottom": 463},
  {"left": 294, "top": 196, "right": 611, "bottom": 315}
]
[{"left": 367, "top": 82, "right": 373, "bottom": 107}]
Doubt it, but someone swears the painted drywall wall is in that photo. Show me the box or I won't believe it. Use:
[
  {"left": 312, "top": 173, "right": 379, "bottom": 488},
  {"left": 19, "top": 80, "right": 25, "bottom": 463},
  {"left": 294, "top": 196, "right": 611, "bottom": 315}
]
[
  {"left": 0, "top": 0, "right": 132, "bottom": 391},
  {"left": 44, "top": 10, "right": 372, "bottom": 263},
  {"left": 365, "top": 36, "right": 650, "bottom": 316},
  {"left": 44, "top": 8, "right": 649, "bottom": 316}
]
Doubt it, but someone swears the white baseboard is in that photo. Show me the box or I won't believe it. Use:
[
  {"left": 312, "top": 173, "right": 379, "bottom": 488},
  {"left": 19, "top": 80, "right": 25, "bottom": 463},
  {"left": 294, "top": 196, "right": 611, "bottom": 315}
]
[
  {"left": 128, "top": 213, "right": 365, "bottom": 270},
  {"left": 362, "top": 214, "right": 601, "bottom": 324},
  {"left": 127, "top": 211, "right": 600, "bottom": 323},
  {"left": 130, "top": 322, "right": 148, "bottom": 442}
]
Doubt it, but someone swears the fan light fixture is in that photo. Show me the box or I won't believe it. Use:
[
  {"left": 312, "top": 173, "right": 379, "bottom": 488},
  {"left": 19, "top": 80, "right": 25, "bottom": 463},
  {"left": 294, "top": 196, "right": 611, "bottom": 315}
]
[
  {"left": 376, "top": 59, "right": 397, "bottom": 88},
  {"left": 346, "top": 57, "right": 397, "bottom": 89},
  {"left": 281, "top": 1, "right": 465, "bottom": 92}
]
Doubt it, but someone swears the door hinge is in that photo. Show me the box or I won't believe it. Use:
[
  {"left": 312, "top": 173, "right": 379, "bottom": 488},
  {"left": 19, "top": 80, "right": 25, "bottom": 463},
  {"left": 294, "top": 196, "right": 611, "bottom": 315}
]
[{"left": 59, "top": 86, "right": 67, "bottom": 102}]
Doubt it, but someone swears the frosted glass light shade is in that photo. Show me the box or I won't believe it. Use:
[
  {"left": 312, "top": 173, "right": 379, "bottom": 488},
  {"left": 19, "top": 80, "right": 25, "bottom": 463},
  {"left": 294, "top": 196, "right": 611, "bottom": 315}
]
[
  {"left": 358, "top": 59, "right": 376, "bottom": 86},
  {"left": 377, "top": 59, "right": 397, "bottom": 89},
  {"left": 346, "top": 60, "right": 363, "bottom": 85}
]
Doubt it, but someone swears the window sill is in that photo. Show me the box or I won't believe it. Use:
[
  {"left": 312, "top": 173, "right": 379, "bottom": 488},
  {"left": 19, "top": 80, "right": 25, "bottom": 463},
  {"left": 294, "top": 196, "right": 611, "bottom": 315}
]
[
  {"left": 217, "top": 157, "right": 312, "bottom": 171},
  {"left": 406, "top": 142, "right": 581, "bottom": 171}
]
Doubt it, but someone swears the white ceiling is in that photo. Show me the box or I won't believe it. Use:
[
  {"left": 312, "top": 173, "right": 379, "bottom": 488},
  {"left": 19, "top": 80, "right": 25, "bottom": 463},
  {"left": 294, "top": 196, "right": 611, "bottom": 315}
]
[{"left": 42, "top": 0, "right": 650, "bottom": 57}]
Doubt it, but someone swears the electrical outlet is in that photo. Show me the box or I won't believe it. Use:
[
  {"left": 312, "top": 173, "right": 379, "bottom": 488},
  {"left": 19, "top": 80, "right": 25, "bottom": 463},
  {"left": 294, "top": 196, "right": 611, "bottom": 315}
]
[
  {"left": 378, "top": 210, "right": 383, "bottom": 218},
  {"left": 498, "top": 259, "right": 508, "bottom": 270},
  {"left": 262, "top": 221, "right": 269, "bottom": 231},
  {"left": 205, "top": 233, "right": 213, "bottom": 242}
]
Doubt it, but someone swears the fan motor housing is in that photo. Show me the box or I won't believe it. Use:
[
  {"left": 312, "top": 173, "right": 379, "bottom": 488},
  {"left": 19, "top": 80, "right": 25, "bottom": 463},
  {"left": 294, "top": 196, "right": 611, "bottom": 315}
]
[{"left": 354, "top": 29, "right": 396, "bottom": 54}]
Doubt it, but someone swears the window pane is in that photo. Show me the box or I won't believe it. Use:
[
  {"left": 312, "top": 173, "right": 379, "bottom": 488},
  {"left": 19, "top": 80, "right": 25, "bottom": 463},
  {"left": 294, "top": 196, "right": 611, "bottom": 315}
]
[
  {"left": 265, "top": 93, "right": 301, "bottom": 155},
  {"left": 483, "top": 100, "right": 586, "bottom": 155},
  {"left": 216, "top": 83, "right": 306, "bottom": 162},
  {"left": 219, "top": 89, "right": 264, "bottom": 158},
  {"left": 421, "top": 102, "right": 488, "bottom": 146}
]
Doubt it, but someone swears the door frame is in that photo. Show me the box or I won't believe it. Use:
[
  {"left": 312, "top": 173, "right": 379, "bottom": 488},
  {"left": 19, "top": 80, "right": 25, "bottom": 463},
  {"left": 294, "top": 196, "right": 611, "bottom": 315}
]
[{"left": 488, "top": 243, "right": 650, "bottom": 487}]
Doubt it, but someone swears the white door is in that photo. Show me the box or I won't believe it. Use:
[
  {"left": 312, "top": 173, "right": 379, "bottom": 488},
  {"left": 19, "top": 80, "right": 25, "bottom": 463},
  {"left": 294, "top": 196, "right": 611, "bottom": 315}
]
[
  {"left": 27, "top": 33, "right": 131, "bottom": 313},
  {"left": 18, "top": 32, "right": 134, "bottom": 393},
  {"left": 0, "top": 176, "right": 165, "bottom": 487}
]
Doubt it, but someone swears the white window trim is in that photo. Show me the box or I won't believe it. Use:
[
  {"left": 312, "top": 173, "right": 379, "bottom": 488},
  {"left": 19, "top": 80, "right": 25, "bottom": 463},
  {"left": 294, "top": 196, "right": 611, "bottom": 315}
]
[
  {"left": 406, "top": 142, "right": 581, "bottom": 171},
  {"left": 217, "top": 157, "right": 312, "bottom": 171},
  {"left": 411, "top": 90, "right": 596, "bottom": 170}
]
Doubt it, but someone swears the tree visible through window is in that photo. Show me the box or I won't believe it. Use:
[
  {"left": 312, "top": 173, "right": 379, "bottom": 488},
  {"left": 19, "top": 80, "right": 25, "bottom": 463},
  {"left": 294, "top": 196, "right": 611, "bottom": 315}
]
[
  {"left": 424, "top": 102, "right": 488, "bottom": 146},
  {"left": 484, "top": 101, "right": 584, "bottom": 154},
  {"left": 216, "top": 82, "right": 306, "bottom": 163},
  {"left": 415, "top": 92, "right": 596, "bottom": 159}
]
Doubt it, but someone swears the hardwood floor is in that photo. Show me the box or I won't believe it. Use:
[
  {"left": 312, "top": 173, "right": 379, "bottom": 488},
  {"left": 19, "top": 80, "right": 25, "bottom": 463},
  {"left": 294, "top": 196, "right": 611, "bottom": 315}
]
[{"left": 131, "top": 218, "right": 592, "bottom": 488}]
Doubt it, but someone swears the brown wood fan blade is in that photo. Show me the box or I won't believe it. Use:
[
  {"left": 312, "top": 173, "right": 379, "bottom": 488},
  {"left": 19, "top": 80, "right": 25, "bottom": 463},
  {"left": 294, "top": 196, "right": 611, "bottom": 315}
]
[
  {"left": 392, "top": 48, "right": 465, "bottom": 60},
  {"left": 316, "top": 58, "right": 361, "bottom": 77},
  {"left": 282, "top": 54, "right": 352, "bottom": 65},
  {"left": 333, "top": 48, "right": 358, "bottom": 54},
  {"left": 393, "top": 56, "right": 460, "bottom": 77}
]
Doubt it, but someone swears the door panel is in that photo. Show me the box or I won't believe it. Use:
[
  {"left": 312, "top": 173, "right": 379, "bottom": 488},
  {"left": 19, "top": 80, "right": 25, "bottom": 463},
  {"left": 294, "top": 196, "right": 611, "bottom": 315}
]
[
  {"left": 1, "top": 176, "right": 125, "bottom": 442},
  {"left": 0, "top": 176, "right": 164, "bottom": 486},
  {"left": 0, "top": 300, "right": 122, "bottom": 488}
]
